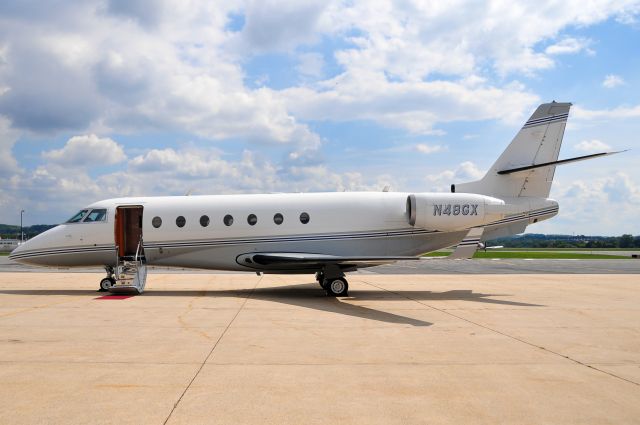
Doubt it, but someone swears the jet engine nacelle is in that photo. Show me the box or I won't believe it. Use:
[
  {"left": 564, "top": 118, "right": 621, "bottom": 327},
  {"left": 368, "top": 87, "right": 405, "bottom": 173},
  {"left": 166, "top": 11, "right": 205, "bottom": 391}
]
[{"left": 406, "top": 193, "right": 506, "bottom": 231}]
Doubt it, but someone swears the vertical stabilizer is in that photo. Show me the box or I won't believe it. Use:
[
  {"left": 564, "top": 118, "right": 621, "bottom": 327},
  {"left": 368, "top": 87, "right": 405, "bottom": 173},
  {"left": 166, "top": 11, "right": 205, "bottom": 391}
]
[{"left": 456, "top": 102, "right": 571, "bottom": 198}]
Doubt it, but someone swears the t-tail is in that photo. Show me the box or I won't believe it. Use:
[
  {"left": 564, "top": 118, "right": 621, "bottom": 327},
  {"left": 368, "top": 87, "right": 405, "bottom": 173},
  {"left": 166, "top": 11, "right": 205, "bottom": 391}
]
[
  {"left": 453, "top": 101, "right": 620, "bottom": 198},
  {"left": 405, "top": 101, "right": 621, "bottom": 255},
  {"left": 446, "top": 101, "right": 621, "bottom": 243}
]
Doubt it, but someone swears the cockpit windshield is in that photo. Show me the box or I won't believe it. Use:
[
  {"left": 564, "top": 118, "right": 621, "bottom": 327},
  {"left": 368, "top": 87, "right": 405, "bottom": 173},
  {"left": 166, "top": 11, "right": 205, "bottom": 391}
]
[
  {"left": 83, "top": 209, "right": 107, "bottom": 222},
  {"left": 66, "top": 209, "right": 89, "bottom": 223}
]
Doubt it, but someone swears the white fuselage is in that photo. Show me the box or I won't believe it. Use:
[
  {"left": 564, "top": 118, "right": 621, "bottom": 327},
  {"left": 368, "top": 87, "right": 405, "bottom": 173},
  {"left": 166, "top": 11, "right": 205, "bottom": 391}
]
[{"left": 9, "top": 191, "right": 558, "bottom": 272}]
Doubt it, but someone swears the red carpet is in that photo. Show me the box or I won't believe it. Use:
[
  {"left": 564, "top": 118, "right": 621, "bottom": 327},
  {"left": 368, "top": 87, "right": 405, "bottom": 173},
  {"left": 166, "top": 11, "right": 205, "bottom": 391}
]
[{"left": 95, "top": 295, "right": 133, "bottom": 300}]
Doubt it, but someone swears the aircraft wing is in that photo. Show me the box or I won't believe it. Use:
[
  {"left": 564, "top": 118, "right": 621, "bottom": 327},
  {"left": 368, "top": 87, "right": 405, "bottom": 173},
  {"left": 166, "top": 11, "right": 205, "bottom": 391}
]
[
  {"left": 238, "top": 226, "right": 485, "bottom": 271},
  {"left": 237, "top": 252, "right": 419, "bottom": 271}
]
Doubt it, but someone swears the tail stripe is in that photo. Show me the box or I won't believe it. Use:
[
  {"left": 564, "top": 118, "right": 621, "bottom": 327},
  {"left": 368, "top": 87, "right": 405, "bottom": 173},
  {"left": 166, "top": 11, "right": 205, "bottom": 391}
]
[
  {"left": 524, "top": 112, "right": 569, "bottom": 125},
  {"left": 523, "top": 113, "right": 569, "bottom": 129}
]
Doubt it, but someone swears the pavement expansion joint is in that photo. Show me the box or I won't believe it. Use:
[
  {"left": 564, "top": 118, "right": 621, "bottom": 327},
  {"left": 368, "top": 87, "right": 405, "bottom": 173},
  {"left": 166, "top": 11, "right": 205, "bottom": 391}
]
[
  {"left": 161, "top": 275, "right": 262, "bottom": 425},
  {"left": 360, "top": 278, "right": 640, "bottom": 388}
]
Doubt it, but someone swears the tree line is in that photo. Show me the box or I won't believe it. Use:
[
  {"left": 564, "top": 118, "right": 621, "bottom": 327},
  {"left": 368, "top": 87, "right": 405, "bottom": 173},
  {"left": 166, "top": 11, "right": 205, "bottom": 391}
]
[
  {"left": 0, "top": 224, "right": 57, "bottom": 240},
  {"left": 487, "top": 233, "right": 640, "bottom": 248}
]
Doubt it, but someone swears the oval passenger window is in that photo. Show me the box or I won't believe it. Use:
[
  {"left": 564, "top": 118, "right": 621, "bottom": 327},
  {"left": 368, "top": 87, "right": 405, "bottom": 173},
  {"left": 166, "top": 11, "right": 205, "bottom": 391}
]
[
  {"left": 223, "top": 215, "right": 234, "bottom": 226},
  {"left": 200, "top": 215, "right": 210, "bottom": 227},
  {"left": 176, "top": 216, "right": 186, "bottom": 228},
  {"left": 247, "top": 214, "right": 257, "bottom": 226},
  {"left": 152, "top": 216, "right": 162, "bottom": 228},
  {"left": 299, "top": 212, "right": 310, "bottom": 224},
  {"left": 273, "top": 213, "right": 283, "bottom": 225}
]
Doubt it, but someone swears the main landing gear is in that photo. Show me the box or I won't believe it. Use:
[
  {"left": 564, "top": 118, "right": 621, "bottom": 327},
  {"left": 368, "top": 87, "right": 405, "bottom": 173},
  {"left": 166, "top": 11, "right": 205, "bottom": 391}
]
[
  {"left": 315, "top": 270, "right": 349, "bottom": 297},
  {"left": 325, "top": 277, "right": 349, "bottom": 297},
  {"left": 99, "top": 266, "right": 115, "bottom": 292}
]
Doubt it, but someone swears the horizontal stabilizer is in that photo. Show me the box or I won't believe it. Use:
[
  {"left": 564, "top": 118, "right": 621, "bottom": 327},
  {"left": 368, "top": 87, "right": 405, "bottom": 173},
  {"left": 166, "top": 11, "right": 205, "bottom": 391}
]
[{"left": 497, "top": 151, "right": 625, "bottom": 175}]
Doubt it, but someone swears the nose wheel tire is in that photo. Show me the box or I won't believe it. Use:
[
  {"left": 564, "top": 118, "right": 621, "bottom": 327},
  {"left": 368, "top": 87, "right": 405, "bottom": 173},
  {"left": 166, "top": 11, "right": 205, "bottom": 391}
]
[
  {"left": 324, "top": 278, "right": 348, "bottom": 297},
  {"left": 99, "top": 277, "right": 115, "bottom": 292}
]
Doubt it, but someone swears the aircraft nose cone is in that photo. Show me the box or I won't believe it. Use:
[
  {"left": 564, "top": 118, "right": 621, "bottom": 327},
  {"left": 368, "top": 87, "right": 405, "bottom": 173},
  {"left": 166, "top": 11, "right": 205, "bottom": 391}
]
[
  {"left": 8, "top": 240, "right": 36, "bottom": 265},
  {"left": 7, "top": 225, "right": 62, "bottom": 266}
]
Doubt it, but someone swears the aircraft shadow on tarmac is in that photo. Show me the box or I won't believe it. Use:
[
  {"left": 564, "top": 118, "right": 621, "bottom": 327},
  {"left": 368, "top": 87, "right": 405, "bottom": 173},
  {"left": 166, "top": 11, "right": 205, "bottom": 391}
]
[{"left": 0, "top": 283, "right": 542, "bottom": 327}]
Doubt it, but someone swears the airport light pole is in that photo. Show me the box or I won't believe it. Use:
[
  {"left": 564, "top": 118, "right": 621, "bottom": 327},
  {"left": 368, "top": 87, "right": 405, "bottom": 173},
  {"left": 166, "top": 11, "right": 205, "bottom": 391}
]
[{"left": 20, "top": 210, "right": 25, "bottom": 243}]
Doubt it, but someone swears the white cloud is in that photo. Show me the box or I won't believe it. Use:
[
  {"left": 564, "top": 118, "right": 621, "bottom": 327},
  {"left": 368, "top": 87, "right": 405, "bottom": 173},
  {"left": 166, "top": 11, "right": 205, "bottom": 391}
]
[
  {"left": 425, "top": 161, "right": 484, "bottom": 191},
  {"left": 574, "top": 139, "right": 612, "bottom": 152},
  {"left": 126, "top": 146, "right": 397, "bottom": 194},
  {"left": 0, "top": 0, "right": 637, "bottom": 143},
  {"left": 321, "top": 1, "right": 637, "bottom": 78},
  {"left": 573, "top": 104, "right": 640, "bottom": 120},
  {"left": 282, "top": 77, "right": 540, "bottom": 134},
  {"left": 42, "top": 134, "right": 126, "bottom": 166},
  {"left": 129, "top": 148, "right": 238, "bottom": 179},
  {"left": 0, "top": 116, "right": 20, "bottom": 178},
  {"left": 546, "top": 172, "right": 640, "bottom": 233},
  {"left": 0, "top": 1, "right": 322, "bottom": 148},
  {"left": 545, "top": 37, "right": 593, "bottom": 55},
  {"left": 602, "top": 74, "right": 625, "bottom": 88},
  {"left": 602, "top": 172, "right": 640, "bottom": 203},
  {"left": 238, "top": 1, "right": 327, "bottom": 52},
  {"left": 296, "top": 52, "right": 324, "bottom": 79},
  {"left": 415, "top": 144, "right": 446, "bottom": 154},
  {"left": 2, "top": 0, "right": 636, "bottom": 142},
  {"left": 3, "top": 144, "right": 401, "bottom": 223}
]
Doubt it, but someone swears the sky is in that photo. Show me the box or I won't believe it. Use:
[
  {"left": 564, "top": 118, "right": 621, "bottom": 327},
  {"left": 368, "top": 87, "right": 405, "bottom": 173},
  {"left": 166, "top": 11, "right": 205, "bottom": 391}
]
[{"left": 0, "top": 0, "right": 639, "bottom": 235}]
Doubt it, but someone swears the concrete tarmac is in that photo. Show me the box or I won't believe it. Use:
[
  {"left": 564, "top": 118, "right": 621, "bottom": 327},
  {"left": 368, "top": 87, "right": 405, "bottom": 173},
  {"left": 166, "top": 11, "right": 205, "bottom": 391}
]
[{"left": 0, "top": 272, "right": 639, "bottom": 424}]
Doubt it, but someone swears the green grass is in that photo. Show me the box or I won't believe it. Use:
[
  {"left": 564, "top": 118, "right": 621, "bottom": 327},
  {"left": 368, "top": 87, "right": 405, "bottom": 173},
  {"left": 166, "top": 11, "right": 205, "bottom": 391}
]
[
  {"left": 0, "top": 252, "right": 9, "bottom": 256},
  {"left": 489, "top": 248, "right": 639, "bottom": 252},
  {"left": 423, "top": 251, "right": 631, "bottom": 259},
  {"left": 473, "top": 251, "right": 629, "bottom": 259},
  {"left": 423, "top": 251, "right": 452, "bottom": 257}
]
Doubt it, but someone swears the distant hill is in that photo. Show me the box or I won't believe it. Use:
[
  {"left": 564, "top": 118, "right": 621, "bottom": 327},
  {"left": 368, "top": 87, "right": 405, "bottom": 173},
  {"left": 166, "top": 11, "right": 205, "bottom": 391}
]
[
  {"left": 487, "top": 233, "right": 640, "bottom": 248},
  {"left": 0, "top": 224, "right": 57, "bottom": 240}
]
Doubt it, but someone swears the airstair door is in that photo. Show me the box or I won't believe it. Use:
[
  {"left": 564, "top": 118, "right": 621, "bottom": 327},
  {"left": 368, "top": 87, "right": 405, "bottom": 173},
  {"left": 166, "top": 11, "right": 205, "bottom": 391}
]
[
  {"left": 111, "top": 205, "right": 147, "bottom": 294},
  {"left": 114, "top": 206, "right": 144, "bottom": 259}
]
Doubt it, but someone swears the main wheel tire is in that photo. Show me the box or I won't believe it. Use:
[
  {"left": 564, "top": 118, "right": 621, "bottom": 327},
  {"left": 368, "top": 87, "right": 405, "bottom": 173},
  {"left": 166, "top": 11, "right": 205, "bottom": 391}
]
[
  {"left": 99, "top": 277, "right": 114, "bottom": 291},
  {"left": 325, "top": 278, "right": 348, "bottom": 297}
]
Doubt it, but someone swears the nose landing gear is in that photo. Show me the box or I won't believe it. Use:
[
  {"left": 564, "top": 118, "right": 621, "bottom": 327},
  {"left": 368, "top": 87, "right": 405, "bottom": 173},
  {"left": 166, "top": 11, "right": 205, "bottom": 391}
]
[
  {"left": 99, "top": 277, "right": 115, "bottom": 291},
  {"left": 98, "top": 260, "right": 147, "bottom": 295},
  {"left": 99, "top": 266, "right": 115, "bottom": 292}
]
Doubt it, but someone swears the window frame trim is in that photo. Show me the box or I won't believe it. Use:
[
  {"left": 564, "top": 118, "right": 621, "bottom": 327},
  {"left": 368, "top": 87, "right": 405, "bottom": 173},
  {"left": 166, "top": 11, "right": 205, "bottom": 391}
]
[
  {"left": 66, "top": 208, "right": 110, "bottom": 224},
  {"left": 82, "top": 208, "right": 109, "bottom": 223}
]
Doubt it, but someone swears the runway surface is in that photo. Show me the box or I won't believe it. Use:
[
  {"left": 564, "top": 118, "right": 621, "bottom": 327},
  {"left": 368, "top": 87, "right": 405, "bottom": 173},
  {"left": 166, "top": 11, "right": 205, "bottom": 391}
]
[{"left": 0, "top": 272, "right": 638, "bottom": 424}]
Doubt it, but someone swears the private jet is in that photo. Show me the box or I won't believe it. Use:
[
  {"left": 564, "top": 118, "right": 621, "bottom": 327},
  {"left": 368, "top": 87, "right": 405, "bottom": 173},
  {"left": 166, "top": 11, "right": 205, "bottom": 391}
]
[{"left": 9, "top": 102, "right": 619, "bottom": 296}]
